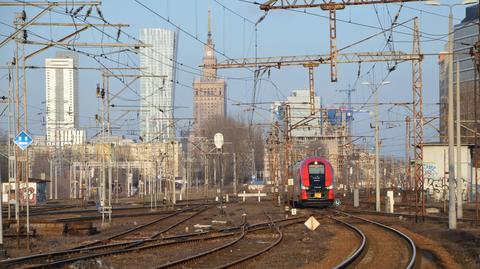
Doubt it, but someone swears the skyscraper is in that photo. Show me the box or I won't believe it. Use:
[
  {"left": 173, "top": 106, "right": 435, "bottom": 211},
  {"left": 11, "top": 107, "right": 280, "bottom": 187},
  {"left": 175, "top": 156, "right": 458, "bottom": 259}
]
[
  {"left": 439, "top": 4, "right": 478, "bottom": 143},
  {"left": 193, "top": 11, "right": 227, "bottom": 136},
  {"left": 139, "top": 28, "right": 178, "bottom": 142},
  {"left": 45, "top": 51, "right": 85, "bottom": 147}
]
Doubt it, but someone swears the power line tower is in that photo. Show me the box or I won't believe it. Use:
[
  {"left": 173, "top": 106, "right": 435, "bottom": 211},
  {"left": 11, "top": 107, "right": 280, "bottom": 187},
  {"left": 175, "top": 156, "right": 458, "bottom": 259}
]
[
  {"left": 412, "top": 18, "right": 425, "bottom": 222},
  {"left": 337, "top": 85, "right": 356, "bottom": 191}
]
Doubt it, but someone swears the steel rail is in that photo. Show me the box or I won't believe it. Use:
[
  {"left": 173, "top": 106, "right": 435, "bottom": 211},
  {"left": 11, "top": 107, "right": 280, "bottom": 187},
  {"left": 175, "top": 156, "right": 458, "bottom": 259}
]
[
  {"left": 342, "top": 208, "right": 478, "bottom": 223},
  {"left": 152, "top": 225, "right": 247, "bottom": 269},
  {"left": 153, "top": 214, "right": 305, "bottom": 269},
  {"left": 18, "top": 232, "right": 240, "bottom": 269},
  {"left": 335, "top": 210, "right": 417, "bottom": 269},
  {"left": 2, "top": 231, "right": 220, "bottom": 268},
  {"left": 0, "top": 205, "right": 207, "bottom": 268},
  {"left": 4, "top": 206, "right": 211, "bottom": 269},
  {"left": 2, "top": 215, "right": 303, "bottom": 268},
  {"left": 123, "top": 205, "right": 213, "bottom": 249},
  {"left": 71, "top": 205, "right": 206, "bottom": 249},
  {"left": 213, "top": 212, "right": 285, "bottom": 269},
  {"left": 330, "top": 216, "right": 367, "bottom": 269}
]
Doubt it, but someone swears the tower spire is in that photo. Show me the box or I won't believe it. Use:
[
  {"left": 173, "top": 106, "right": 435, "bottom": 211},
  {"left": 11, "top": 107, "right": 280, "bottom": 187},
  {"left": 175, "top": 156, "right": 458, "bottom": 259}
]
[{"left": 207, "top": 9, "right": 212, "bottom": 40}]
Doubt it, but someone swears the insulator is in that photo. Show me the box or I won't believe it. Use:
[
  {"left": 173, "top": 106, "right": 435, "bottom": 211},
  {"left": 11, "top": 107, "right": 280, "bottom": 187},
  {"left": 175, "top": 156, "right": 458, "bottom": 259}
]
[
  {"left": 96, "top": 6, "right": 105, "bottom": 21},
  {"left": 85, "top": 5, "right": 93, "bottom": 18},
  {"left": 96, "top": 83, "right": 101, "bottom": 97},
  {"left": 20, "top": 10, "right": 26, "bottom": 21},
  {"left": 73, "top": 5, "right": 85, "bottom": 16},
  {"left": 22, "top": 30, "right": 27, "bottom": 41}
]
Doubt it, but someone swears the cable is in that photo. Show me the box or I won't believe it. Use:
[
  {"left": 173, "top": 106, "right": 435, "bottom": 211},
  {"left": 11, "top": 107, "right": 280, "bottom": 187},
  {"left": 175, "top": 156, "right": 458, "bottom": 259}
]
[{"left": 134, "top": 0, "right": 256, "bottom": 74}]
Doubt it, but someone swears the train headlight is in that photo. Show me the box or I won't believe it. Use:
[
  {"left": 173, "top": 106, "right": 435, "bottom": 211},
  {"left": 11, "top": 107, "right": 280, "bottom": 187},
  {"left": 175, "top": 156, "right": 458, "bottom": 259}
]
[
  {"left": 301, "top": 186, "right": 309, "bottom": 190},
  {"left": 326, "top": 185, "right": 334, "bottom": 190}
]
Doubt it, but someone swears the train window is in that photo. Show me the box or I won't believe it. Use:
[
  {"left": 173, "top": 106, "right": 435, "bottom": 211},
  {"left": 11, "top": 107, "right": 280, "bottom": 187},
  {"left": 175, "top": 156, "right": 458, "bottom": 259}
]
[{"left": 308, "top": 163, "right": 324, "bottom": 174}]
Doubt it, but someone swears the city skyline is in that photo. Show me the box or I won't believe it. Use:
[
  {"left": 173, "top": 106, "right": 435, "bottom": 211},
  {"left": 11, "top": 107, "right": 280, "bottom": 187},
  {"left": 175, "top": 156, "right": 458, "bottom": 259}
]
[{"left": 0, "top": 0, "right": 476, "bottom": 156}]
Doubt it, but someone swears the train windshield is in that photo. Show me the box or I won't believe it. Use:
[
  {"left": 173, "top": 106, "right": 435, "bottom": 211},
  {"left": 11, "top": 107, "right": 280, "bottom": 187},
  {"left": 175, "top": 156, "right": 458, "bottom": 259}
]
[
  {"left": 308, "top": 162, "right": 325, "bottom": 190},
  {"left": 308, "top": 164, "right": 324, "bottom": 174}
]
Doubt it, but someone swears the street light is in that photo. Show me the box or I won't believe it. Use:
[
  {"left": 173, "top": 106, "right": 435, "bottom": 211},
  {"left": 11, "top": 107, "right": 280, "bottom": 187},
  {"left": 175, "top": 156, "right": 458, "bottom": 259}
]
[
  {"left": 362, "top": 81, "right": 390, "bottom": 212},
  {"left": 425, "top": 0, "right": 476, "bottom": 230}
]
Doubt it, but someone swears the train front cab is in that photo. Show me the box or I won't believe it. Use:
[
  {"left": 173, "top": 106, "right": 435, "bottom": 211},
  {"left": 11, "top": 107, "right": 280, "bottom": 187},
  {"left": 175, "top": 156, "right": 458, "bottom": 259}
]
[{"left": 298, "top": 158, "right": 334, "bottom": 208}]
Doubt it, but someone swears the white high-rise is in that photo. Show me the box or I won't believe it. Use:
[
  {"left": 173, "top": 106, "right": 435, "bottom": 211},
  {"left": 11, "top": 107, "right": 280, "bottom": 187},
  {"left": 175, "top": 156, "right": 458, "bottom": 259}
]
[
  {"left": 139, "top": 28, "right": 178, "bottom": 142},
  {"left": 45, "top": 52, "right": 85, "bottom": 147}
]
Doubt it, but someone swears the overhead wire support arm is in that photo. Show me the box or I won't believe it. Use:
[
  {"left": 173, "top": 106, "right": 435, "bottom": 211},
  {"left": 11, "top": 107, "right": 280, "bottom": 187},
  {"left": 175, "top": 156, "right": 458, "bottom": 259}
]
[
  {"left": 14, "top": 22, "right": 129, "bottom": 27},
  {"left": 259, "top": 0, "right": 422, "bottom": 10},
  {"left": 302, "top": 63, "right": 319, "bottom": 115},
  {"left": 258, "top": 0, "right": 423, "bottom": 82},
  {"left": 207, "top": 51, "right": 422, "bottom": 69},
  {"left": 25, "top": 26, "right": 91, "bottom": 60},
  {"left": 20, "top": 40, "right": 152, "bottom": 48},
  {"left": 0, "top": 1, "right": 101, "bottom": 6},
  {"left": 0, "top": 3, "right": 56, "bottom": 49}
]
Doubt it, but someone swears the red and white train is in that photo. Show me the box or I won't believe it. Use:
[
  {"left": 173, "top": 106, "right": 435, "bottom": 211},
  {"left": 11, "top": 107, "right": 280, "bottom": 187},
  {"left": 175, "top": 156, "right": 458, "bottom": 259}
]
[{"left": 289, "top": 156, "right": 335, "bottom": 207}]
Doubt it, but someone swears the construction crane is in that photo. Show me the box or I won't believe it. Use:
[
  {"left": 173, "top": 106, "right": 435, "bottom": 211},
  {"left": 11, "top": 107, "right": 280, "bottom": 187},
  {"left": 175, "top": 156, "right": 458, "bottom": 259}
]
[{"left": 259, "top": 0, "right": 423, "bottom": 82}]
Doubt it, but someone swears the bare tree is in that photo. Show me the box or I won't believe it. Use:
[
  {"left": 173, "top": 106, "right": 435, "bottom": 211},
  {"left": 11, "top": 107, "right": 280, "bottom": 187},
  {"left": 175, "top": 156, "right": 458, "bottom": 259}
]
[{"left": 201, "top": 115, "right": 264, "bottom": 185}]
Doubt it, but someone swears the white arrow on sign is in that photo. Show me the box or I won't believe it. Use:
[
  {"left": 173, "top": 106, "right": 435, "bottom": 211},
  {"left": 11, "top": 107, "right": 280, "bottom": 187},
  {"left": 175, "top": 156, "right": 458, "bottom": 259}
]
[{"left": 304, "top": 216, "right": 320, "bottom": 231}]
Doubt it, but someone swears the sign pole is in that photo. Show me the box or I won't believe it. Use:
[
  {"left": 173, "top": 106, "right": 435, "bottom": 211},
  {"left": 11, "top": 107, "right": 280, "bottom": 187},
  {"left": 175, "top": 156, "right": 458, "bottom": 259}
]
[
  {"left": 0, "top": 165, "right": 3, "bottom": 257},
  {"left": 214, "top": 133, "right": 224, "bottom": 216},
  {"left": 13, "top": 130, "right": 33, "bottom": 250}
]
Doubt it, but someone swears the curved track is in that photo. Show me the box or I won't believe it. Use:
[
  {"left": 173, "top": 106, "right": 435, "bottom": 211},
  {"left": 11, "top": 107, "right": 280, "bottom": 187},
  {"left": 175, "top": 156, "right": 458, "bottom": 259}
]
[
  {"left": 2, "top": 209, "right": 302, "bottom": 269},
  {"left": 151, "top": 214, "right": 304, "bottom": 269},
  {"left": 332, "top": 210, "right": 417, "bottom": 269},
  {"left": 330, "top": 216, "right": 367, "bottom": 269},
  {"left": 0, "top": 205, "right": 210, "bottom": 268}
]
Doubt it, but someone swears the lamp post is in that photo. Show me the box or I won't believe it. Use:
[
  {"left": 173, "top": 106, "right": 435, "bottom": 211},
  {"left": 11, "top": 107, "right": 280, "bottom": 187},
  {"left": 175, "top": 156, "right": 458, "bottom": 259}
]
[
  {"left": 425, "top": 0, "right": 476, "bottom": 229},
  {"left": 214, "top": 133, "right": 224, "bottom": 215},
  {"left": 362, "top": 80, "right": 390, "bottom": 212}
]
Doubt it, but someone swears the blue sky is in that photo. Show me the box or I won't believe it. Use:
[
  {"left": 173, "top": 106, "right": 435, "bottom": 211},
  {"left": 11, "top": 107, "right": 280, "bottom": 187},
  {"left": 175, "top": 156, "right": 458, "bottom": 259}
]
[{"left": 0, "top": 0, "right": 474, "bottom": 157}]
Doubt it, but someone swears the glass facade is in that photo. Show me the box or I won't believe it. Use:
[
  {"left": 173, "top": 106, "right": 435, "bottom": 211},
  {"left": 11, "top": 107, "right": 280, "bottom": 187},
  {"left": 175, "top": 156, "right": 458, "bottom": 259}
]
[{"left": 139, "top": 28, "right": 178, "bottom": 142}]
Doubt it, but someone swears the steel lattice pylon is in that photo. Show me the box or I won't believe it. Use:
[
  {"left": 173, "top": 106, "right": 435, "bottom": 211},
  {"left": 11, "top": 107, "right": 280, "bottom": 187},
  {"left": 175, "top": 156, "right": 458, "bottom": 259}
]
[{"left": 412, "top": 18, "right": 425, "bottom": 221}]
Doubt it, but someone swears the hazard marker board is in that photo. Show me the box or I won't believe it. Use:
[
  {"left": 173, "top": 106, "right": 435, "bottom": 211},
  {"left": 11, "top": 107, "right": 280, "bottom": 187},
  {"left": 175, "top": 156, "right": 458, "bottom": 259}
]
[{"left": 304, "top": 216, "right": 320, "bottom": 231}]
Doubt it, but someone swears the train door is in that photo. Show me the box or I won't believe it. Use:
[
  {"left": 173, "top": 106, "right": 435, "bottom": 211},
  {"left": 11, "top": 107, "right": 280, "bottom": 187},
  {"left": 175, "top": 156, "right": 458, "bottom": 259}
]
[{"left": 308, "top": 162, "right": 326, "bottom": 198}]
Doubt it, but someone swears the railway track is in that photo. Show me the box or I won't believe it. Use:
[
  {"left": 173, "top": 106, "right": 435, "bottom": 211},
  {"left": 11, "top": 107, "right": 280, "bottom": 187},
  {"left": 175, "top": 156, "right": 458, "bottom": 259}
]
[
  {"left": 0, "top": 205, "right": 211, "bottom": 268},
  {"left": 2, "top": 209, "right": 304, "bottom": 269},
  {"left": 342, "top": 208, "right": 478, "bottom": 223},
  {"left": 331, "top": 210, "right": 417, "bottom": 269},
  {"left": 151, "top": 212, "right": 304, "bottom": 269},
  {"left": 1, "top": 198, "right": 215, "bottom": 218}
]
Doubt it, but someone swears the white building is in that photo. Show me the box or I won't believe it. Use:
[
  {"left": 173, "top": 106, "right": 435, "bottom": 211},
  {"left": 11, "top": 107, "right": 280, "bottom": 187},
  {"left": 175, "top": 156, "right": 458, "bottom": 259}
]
[
  {"left": 272, "top": 90, "right": 321, "bottom": 139},
  {"left": 139, "top": 28, "right": 178, "bottom": 142},
  {"left": 45, "top": 52, "right": 85, "bottom": 147}
]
